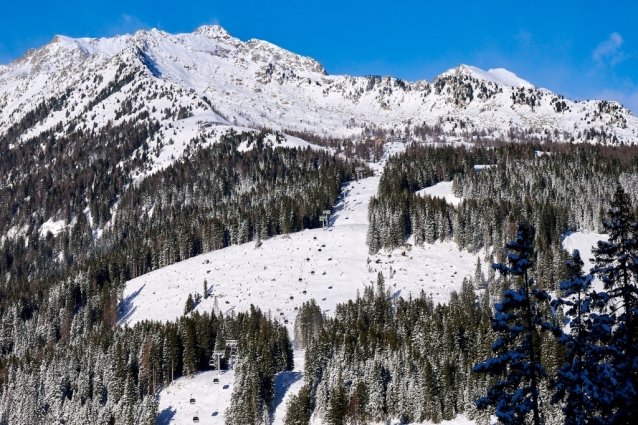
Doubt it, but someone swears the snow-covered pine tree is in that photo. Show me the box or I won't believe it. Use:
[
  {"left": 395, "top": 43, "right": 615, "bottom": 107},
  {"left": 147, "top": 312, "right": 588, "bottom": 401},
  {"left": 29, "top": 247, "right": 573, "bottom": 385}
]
[
  {"left": 548, "top": 250, "right": 596, "bottom": 425},
  {"left": 473, "top": 223, "right": 549, "bottom": 425},
  {"left": 474, "top": 257, "right": 486, "bottom": 289},
  {"left": 589, "top": 184, "right": 638, "bottom": 424}
]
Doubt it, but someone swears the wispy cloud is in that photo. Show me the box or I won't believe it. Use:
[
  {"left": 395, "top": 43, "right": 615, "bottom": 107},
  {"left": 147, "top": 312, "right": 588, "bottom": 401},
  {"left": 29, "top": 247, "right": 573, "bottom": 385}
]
[
  {"left": 104, "top": 14, "right": 152, "bottom": 37},
  {"left": 592, "top": 32, "right": 626, "bottom": 65}
]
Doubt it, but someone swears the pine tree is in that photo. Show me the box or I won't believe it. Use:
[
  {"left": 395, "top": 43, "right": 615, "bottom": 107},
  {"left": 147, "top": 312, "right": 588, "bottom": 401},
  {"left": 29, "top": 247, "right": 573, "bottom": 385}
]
[
  {"left": 473, "top": 223, "right": 548, "bottom": 425},
  {"left": 326, "top": 376, "right": 349, "bottom": 425},
  {"left": 474, "top": 257, "right": 486, "bottom": 289},
  {"left": 589, "top": 185, "right": 638, "bottom": 424},
  {"left": 184, "top": 293, "right": 194, "bottom": 315},
  {"left": 548, "top": 250, "right": 595, "bottom": 425}
]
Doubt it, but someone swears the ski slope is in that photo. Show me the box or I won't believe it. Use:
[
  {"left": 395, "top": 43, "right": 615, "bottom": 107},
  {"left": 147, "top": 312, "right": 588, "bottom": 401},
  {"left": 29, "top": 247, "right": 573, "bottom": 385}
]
[
  {"left": 120, "top": 173, "right": 484, "bottom": 331},
  {"left": 157, "top": 350, "right": 306, "bottom": 425},
  {"left": 123, "top": 145, "right": 485, "bottom": 424}
]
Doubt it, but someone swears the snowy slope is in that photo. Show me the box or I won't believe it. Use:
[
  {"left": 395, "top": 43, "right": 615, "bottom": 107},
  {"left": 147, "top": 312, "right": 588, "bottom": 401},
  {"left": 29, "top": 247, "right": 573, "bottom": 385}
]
[
  {"left": 120, "top": 173, "right": 484, "bottom": 329},
  {"left": 157, "top": 349, "right": 306, "bottom": 425},
  {"left": 123, "top": 146, "right": 486, "bottom": 424}
]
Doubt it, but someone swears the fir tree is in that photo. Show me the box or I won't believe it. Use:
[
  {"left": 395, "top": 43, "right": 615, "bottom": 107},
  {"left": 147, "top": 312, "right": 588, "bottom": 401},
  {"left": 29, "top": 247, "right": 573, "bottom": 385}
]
[
  {"left": 548, "top": 250, "right": 596, "bottom": 425},
  {"left": 589, "top": 185, "right": 638, "bottom": 424},
  {"left": 184, "top": 293, "right": 194, "bottom": 315},
  {"left": 473, "top": 223, "right": 549, "bottom": 425}
]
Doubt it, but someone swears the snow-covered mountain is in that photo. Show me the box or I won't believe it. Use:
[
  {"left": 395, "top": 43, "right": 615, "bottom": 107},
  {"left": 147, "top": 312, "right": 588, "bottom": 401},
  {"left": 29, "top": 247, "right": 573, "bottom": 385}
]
[{"left": 2, "top": 24, "right": 638, "bottom": 155}]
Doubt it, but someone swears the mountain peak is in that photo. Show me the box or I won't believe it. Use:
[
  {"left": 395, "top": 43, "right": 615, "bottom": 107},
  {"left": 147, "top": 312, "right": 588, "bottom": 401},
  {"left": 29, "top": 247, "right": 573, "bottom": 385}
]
[
  {"left": 445, "top": 64, "right": 534, "bottom": 89},
  {"left": 193, "top": 25, "right": 233, "bottom": 40}
]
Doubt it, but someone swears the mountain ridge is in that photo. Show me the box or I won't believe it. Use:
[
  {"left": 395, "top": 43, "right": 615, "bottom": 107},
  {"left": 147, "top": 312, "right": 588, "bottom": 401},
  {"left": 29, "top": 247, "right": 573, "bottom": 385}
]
[{"left": 1, "top": 24, "right": 637, "bottom": 150}]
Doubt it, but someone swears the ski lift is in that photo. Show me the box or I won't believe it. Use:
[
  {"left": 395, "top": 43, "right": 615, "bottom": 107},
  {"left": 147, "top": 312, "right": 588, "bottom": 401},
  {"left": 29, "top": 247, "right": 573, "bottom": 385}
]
[
  {"left": 318, "top": 248, "right": 322, "bottom": 252},
  {"left": 189, "top": 395, "right": 196, "bottom": 404},
  {"left": 193, "top": 413, "right": 200, "bottom": 422},
  {"left": 306, "top": 258, "right": 310, "bottom": 262},
  {"left": 209, "top": 359, "right": 216, "bottom": 367},
  {"left": 303, "top": 290, "right": 307, "bottom": 294},
  {"left": 213, "top": 377, "right": 219, "bottom": 384},
  {"left": 313, "top": 236, "right": 317, "bottom": 240},
  {"left": 284, "top": 319, "right": 289, "bottom": 324},
  {"left": 299, "top": 277, "right": 302, "bottom": 282},
  {"left": 280, "top": 312, "right": 284, "bottom": 315},
  {"left": 311, "top": 270, "right": 315, "bottom": 275},
  {"left": 290, "top": 296, "right": 294, "bottom": 300},
  {"left": 294, "top": 306, "right": 298, "bottom": 311}
]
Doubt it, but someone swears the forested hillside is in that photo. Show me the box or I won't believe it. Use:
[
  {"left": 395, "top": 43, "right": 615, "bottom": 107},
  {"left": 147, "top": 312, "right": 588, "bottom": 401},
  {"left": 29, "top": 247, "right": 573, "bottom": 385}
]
[
  {"left": 0, "top": 22, "right": 638, "bottom": 425},
  {"left": 0, "top": 126, "right": 363, "bottom": 424}
]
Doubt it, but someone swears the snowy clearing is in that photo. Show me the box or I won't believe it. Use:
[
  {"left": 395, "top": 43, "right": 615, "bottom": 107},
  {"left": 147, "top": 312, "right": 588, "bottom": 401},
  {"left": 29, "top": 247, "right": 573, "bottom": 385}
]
[{"left": 417, "top": 180, "right": 462, "bottom": 206}]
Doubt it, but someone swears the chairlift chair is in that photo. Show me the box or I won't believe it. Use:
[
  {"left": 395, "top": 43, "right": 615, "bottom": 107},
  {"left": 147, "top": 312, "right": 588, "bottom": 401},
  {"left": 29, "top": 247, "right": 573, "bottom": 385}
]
[
  {"left": 209, "top": 359, "right": 216, "bottom": 367},
  {"left": 213, "top": 377, "right": 220, "bottom": 384},
  {"left": 193, "top": 413, "right": 200, "bottom": 422},
  {"left": 303, "top": 290, "right": 307, "bottom": 294},
  {"left": 189, "top": 395, "right": 196, "bottom": 404}
]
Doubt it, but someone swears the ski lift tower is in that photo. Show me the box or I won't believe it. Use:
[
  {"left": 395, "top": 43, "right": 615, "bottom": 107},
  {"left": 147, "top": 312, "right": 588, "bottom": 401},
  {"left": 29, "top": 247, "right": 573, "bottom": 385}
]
[
  {"left": 320, "top": 210, "right": 331, "bottom": 230},
  {"left": 210, "top": 350, "right": 225, "bottom": 371},
  {"left": 355, "top": 167, "right": 366, "bottom": 181},
  {"left": 319, "top": 214, "right": 328, "bottom": 230},
  {"left": 226, "top": 340, "right": 238, "bottom": 369}
]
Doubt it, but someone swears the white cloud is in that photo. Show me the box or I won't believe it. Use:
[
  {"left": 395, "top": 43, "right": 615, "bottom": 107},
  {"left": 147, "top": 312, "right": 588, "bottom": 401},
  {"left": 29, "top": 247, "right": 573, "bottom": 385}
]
[{"left": 592, "top": 32, "right": 626, "bottom": 65}]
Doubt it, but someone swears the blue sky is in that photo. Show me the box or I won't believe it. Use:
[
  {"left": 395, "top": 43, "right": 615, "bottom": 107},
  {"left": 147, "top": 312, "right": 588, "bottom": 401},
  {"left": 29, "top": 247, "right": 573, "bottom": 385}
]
[{"left": 2, "top": 0, "right": 637, "bottom": 111}]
